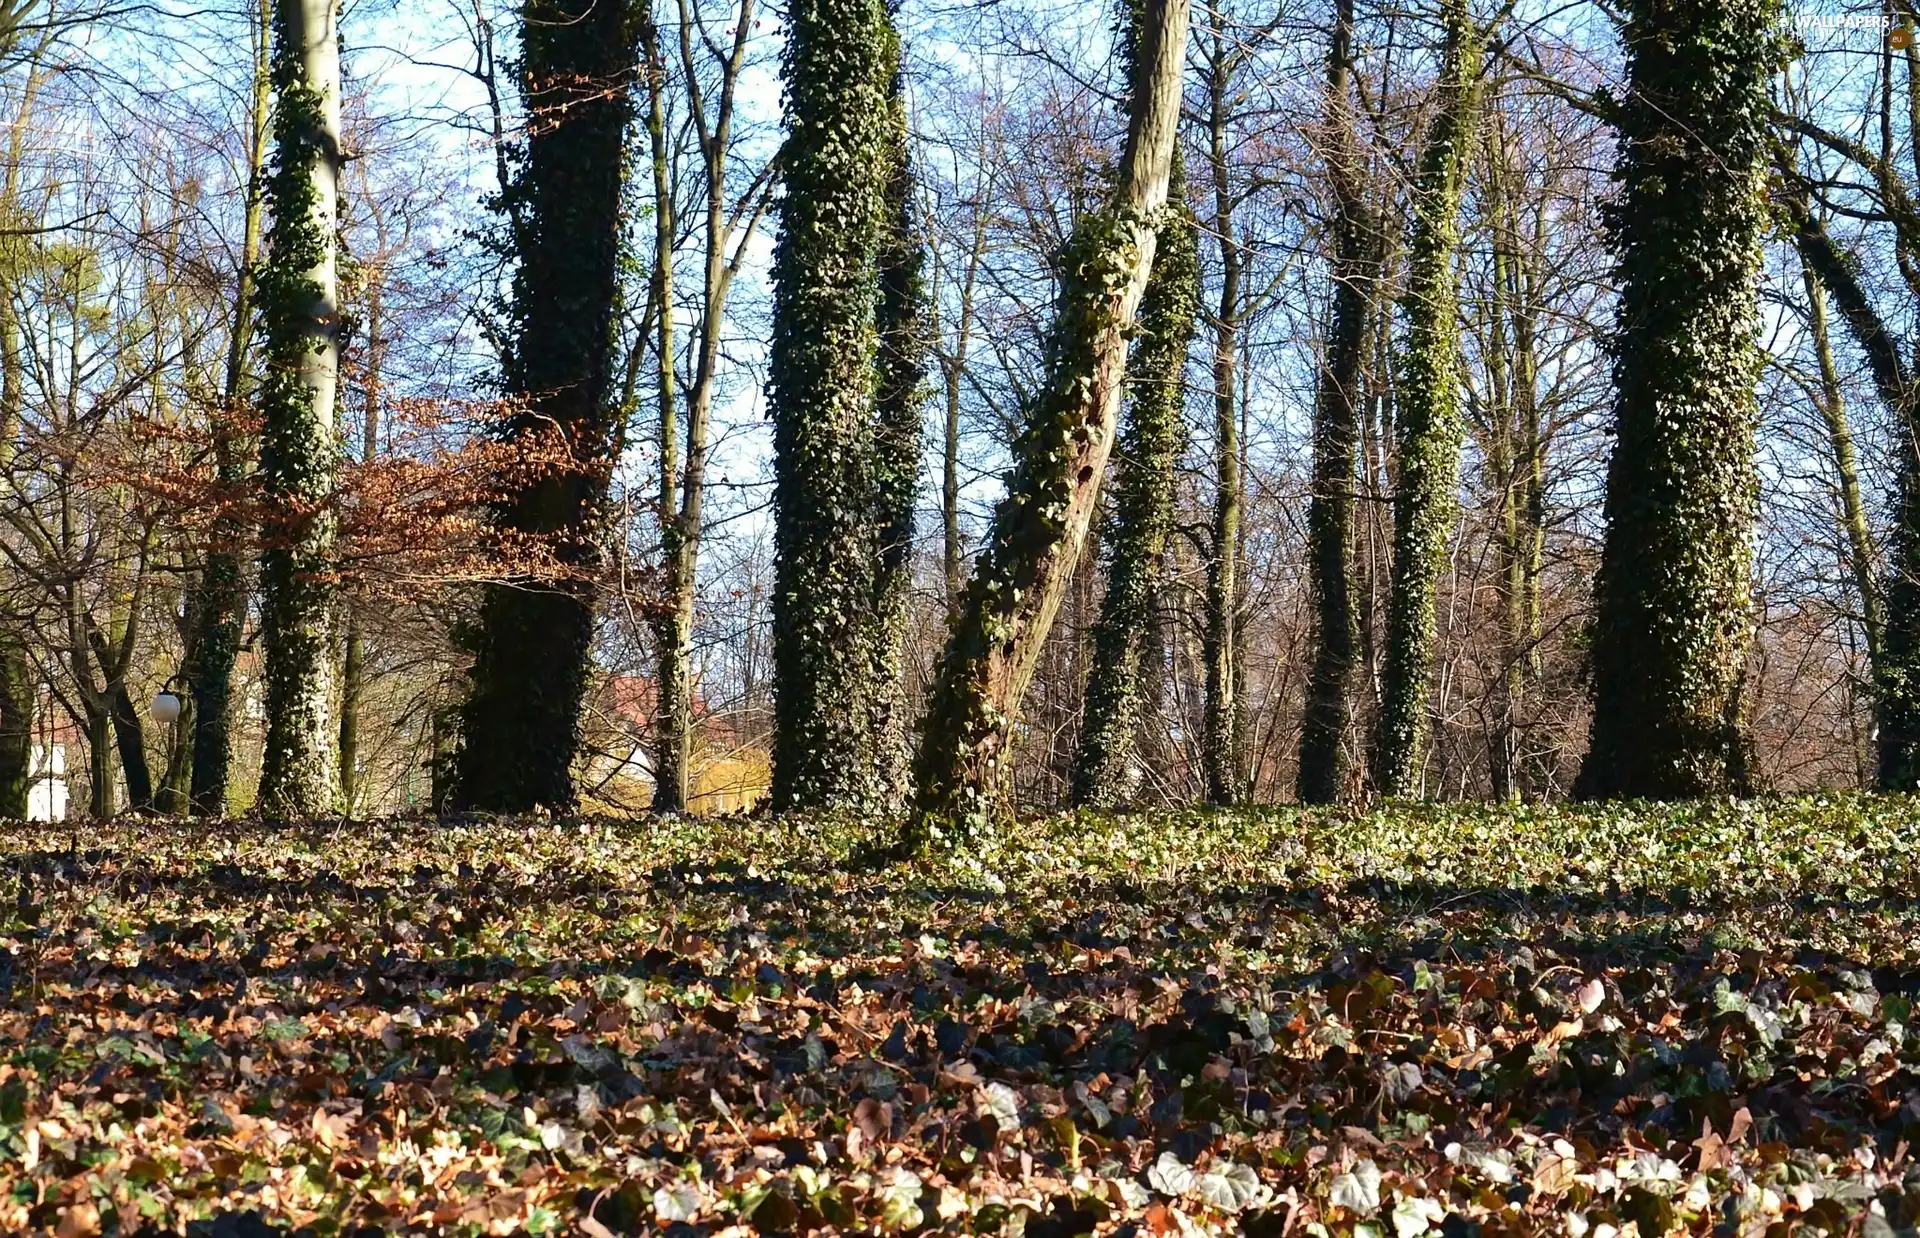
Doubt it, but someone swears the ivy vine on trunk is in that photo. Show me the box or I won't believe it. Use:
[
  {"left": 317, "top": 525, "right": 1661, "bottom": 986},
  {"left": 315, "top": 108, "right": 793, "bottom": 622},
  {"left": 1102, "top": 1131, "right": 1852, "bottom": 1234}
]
[
  {"left": 1070, "top": 154, "right": 1198, "bottom": 810},
  {"left": 1575, "top": 0, "right": 1780, "bottom": 799},
  {"left": 1373, "top": 0, "right": 1483, "bottom": 798},
  {"left": 911, "top": 0, "right": 1192, "bottom": 833},
  {"left": 255, "top": 0, "right": 343, "bottom": 818},
  {"left": 868, "top": 32, "right": 931, "bottom": 811},
  {"left": 767, "top": 0, "right": 894, "bottom": 811}
]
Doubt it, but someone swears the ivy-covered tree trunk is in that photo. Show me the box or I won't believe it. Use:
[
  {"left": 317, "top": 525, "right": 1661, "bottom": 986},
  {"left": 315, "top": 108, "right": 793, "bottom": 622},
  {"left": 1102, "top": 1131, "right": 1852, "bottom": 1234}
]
[
  {"left": 256, "top": 0, "right": 343, "bottom": 818},
  {"left": 912, "top": 0, "right": 1192, "bottom": 827},
  {"left": 868, "top": 41, "right": 930, "bottom": 810},
  {"left": 1296, "top": 0, "right": 1372, "bottom": 804},
  {"left": 454, "top": 0, "right": 639, "bottom": 814},
  {"left": 1574, "top": 0, "right": 1778, "bottom": 800},
  {"left": 1070, "top": 156, "right": 1198, "bottom": 810},
  {"left": 1373, "top": 0, "right": 1482, "bottom": 797},
  {"left": 767, "top": 0, "right": 893, "bottom": 812},
  {"left": 190, "top": 0, "right": 270, "bottom": 817}
]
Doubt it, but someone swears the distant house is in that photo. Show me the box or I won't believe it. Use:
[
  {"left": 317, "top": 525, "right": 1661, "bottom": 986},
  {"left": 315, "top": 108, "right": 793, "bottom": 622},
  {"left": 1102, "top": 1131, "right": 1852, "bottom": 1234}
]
[
  {"left": 28, "top": 708, "right": 76, "bottom": 821},
  {"left": 593, "top": 674, "right": 767, "bottom": 815}
]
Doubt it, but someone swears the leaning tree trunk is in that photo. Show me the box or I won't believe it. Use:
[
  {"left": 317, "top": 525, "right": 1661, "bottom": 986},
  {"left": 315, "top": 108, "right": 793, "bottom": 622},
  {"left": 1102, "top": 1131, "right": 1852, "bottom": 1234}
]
[
  {"left": 767, "top": 0, "right": 894, "bottom": 812},
  {"left": 454, "top": 0, "right": 639, "bottom": 814},
  {"left": 1373, "top": 0, "right": 1482, "bottom": 797},
  {"left": 1781, "top": 177, "right": 1920, "bottom": 787},
  {"left": 1574, "top": 0, "right": 1778, "bottom": 800},
  {"left": 868, "top": 40, "right": 931, "bottom": 811},
  {"left": 1071, "top": 156, "right": 1198, "bottom": 810},
  {"left": 913, "top": 0, "right": 1192, "bottom": 828},
  {"left": 1296, "top": 0, "right": 1372, "bottom": 804},
  {"left": 256, "top": 0, "right": 343, "bottom": 818}
]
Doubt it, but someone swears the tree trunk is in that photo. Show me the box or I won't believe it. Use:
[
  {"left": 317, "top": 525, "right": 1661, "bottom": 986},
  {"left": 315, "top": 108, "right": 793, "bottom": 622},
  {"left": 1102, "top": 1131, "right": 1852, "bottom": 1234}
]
[
  {"left": 1372, "top": 0, "right": 1482, "bottom": 798},
  {"left": 940, "top": 201, "right": 987, "bottom": 612},
  {"left": 1071, "top": 156, "right": 1198, "bottom": 809},
  {"left": 1200, "top": 14, "right": 1242, "bottom": 808},
  {"left": 767, "top": 0, "right": 894, "bottom": 811},
  {"left": 1781, "top": 179, "right": 1920, "bottom": 787},
  {"left": 339, "top": 277, "right": 380, "bottom": 813},
  {"left": 454, "top": 0, "right": 639, "bottom": 813},
  {"left": 869, "top": 45, "right": 930, "bottom": 810},
  {"left": 644, "top": 1, "right": 690, "bottom": 813},
  {"left": 257, "top": 0, "right": 344, "bottom": 817},
  {"left": 1801, "top": 263, "right": 1881, "bottom": 787},
  {"left": 0, "top": 641, "right": 26, "bottom": 818},
  {"left": 912, "top": 0, "right": 1192, "bottom": 826},
  {"left": 1575, "top": 0, "right": 1776, "bottom": 799},
  {"left": 1296, "top": 0, "right": 1372, "bottom": 804},
  {"left": 84, "top": 704, "right": 113, "bottom": 819}
]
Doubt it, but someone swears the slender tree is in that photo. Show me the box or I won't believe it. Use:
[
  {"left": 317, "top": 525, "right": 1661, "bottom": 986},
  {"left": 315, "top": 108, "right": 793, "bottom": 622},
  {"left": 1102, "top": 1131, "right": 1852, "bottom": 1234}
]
[
  {"left": 1071, "top": 155, "right": 1198, "bottom": 810},
  {"left": 1199, "top": 6, "right": 1243, "bottom": 807},
  {"left": 1373, "top": 0, "right": 1483, "bottom": 796},
  {"left": 1575, "top": 0, "right": 1779, "bottom": 799},
  {"left": 913, "top": 0, "right": 1193, "bottom": 827},
  {"left": 1296, "top": 0, "right": 1373, "bottom": 804},
  {"left": 648, "top": 0, "right": 771, "bottom": 813},
  {"left": 767, "top": 0, "right": 893, "bottom": 811},
  {"left": 256, "top": 0, "right": 344, "bottom": 817},
  {"left": 869, "top": 35, "right": 931, "bottom": 809},
  {"left": 1780, "top": 176, "right": 1920, "bottom": 786},
  {"left": 454, "top": 0, "right": 640, "bottom": 813},
  {"left": 188, "top": 0, "right": 271, "bottom": 816}
]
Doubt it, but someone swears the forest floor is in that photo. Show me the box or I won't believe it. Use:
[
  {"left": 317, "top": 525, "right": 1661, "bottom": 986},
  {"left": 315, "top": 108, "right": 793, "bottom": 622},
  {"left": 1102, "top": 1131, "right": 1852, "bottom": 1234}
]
[{"left": 0, "top": 800, "right": 1916, "bottom": 1237}]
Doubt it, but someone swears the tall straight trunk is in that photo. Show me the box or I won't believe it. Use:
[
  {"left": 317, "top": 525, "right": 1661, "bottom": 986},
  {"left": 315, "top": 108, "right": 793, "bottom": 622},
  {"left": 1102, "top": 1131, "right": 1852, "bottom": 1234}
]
[
  {"left": 869, "top": 44, "right": 930, "bottom": 810},
  {"left": 652, "top": 0, "right": 762, "bottom": 812},
  {"left": 1372, "top": 0, "right": 1482, "bottom": 798},
  {"left": 339, "top": 279, "right": 381, "bottom": 812},
  {"left": 1200, "top": 14, "right": 1242, "bottom": 807},
  {"left": 257, "top": 0, "right": 344, "bottom": 817},
  {"left": 455, "top": 0, "right": 639, "bottom": 813},
  {"left": 0, "top": 38, "right": 52, "bottom": 821},
  {"left": 1071, "top": 156, "right": 1198, "bottom": 809},
  {"left": 1575, "top": 0, "right": 1777, "bottom": 800},
  {"left": 768, "top": 0, "right": 893, "bottom": 811},
  {"left": 189, "top": 22, "right": 266, "bottom": 818},
  {"left": 913, "top": 0, "right": 1192, "bottom": 826},
  {"left": 1484, "top": 107, "right": 1545, "bottom": 798},
  {"left": 1296, "top": 0, "right": 1371, "bottom": 804},
  {"left": 940, "top": 201, "right": 988, "bottom": 611},
  {"left": 644, "top": 2, "right": 690, "bottom": 812}
]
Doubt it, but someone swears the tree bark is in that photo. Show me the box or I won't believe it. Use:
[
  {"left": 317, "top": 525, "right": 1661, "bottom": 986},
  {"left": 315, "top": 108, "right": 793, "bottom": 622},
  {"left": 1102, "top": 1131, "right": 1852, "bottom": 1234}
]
[
  {"left": 257, "top": 0, "right": 344, "bottom": 817},
  {"left": 912, "top": 0, "right": 1192, "bottom": 827},
  {"left": 1575, "top": 0, "right": 1776, "bottom": 799},
  {"left": 454, "top": 0, "right": 640, "bottom": 813}
]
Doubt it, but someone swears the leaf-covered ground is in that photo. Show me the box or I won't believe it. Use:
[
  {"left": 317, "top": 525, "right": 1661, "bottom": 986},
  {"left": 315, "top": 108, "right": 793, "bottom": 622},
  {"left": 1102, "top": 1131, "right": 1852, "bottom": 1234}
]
[{"left": 4, "top": 800, "right": 1920, "bottom": 1237}]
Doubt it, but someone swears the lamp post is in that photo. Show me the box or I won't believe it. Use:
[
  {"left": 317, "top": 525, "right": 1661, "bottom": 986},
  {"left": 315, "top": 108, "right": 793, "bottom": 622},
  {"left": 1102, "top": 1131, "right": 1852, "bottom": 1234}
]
[{"left": 151, "top": 674, "right": 190, "bottom": 725}]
